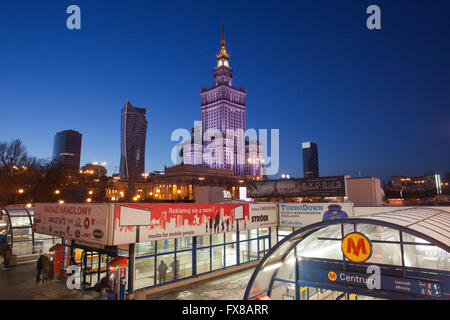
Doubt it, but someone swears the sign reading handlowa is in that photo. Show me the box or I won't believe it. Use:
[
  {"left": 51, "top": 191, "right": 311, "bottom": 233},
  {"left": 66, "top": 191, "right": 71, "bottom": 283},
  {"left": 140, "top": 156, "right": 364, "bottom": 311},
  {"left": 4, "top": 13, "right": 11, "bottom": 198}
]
[
  {"left": 33, "top": 203, "right": 111, "bottom": 245},
  {"left": 279, "top": 202, "right": 353, "bottom": 227},
  {"left": 246, "top": 175, "right": 346, "bottom": 198}
]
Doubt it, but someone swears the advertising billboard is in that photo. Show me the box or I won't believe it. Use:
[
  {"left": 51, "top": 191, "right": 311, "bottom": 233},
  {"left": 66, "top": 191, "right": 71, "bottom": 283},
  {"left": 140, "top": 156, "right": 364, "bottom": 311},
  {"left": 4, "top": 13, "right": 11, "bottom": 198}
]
[
  {"left": 33, "top": 203, "right": 112, "bottom": 245},
  {"left": 246, "top": 203, "right": 278, "bottom": 230},
  {"left": 113, "top": 203, "right": 248, "bottom": 244},
  {"left": 112, "top": 203, "right": 279, "bottom": 245},
  {"left": 279, "top": 202, "right": 353, "bottom": 227},
  {"left": 246, "top": 176, "right": 346, "bottom": 198}
]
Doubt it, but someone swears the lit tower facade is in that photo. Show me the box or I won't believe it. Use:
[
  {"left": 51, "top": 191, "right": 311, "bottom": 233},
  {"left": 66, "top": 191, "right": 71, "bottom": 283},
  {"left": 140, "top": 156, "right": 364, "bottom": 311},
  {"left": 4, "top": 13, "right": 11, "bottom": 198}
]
[
  {"left": 200, "top": 23, "right": 247, "bottom": 176},
  {"left": 183, "top": 23, "right": 263, "bottom": 179}
]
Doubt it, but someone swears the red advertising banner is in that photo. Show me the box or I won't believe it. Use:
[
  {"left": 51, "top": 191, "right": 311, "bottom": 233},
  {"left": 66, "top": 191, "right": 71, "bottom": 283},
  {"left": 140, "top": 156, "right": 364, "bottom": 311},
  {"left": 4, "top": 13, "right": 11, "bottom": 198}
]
[{"left": 113, "top": 203, "right": 254, "bottom": 244}]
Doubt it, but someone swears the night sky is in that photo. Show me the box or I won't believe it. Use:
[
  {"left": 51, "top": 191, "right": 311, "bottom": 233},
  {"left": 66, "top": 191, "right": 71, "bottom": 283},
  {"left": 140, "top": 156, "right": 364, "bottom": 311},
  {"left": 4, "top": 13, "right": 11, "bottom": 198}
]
[{"left": 1, "top": 0, "right": 449, "bottom": 182}]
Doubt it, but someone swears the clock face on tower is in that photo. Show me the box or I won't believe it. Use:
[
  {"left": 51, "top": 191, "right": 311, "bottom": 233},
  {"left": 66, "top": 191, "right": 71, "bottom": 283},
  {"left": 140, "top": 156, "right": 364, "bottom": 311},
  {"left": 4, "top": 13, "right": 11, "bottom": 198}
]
[
  {"left": 218, "top": 60, "right": 223, "bottom": 67},
  {"left": 224, "top": 60, "right": 229, "bottom": 67}
]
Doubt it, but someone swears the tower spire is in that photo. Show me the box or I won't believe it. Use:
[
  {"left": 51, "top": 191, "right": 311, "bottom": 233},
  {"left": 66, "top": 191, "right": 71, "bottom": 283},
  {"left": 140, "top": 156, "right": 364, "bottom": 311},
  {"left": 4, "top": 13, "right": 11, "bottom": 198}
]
[
  {"left": 221, "top": 20, "right": 225, "bottom": 49},
  {"left": 217, "top": 21, "right": 229, "bottom": 60}
]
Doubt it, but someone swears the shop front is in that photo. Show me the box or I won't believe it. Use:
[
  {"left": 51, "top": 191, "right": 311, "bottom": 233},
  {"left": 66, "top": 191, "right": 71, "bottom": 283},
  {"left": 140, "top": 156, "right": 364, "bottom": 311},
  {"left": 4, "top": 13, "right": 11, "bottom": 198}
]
[{"left": 33, "top": 202, "right": 278, "bottom": 298}]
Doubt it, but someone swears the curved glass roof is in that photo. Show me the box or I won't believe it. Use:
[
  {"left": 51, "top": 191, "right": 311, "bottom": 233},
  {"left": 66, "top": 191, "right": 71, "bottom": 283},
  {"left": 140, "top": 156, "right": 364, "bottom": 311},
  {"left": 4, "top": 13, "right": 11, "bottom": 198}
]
[
  {"left": 245, "top": 208, "right": 450, "bottom": 300},
  {"left": 355, "top": 208, "right": 450, "bottom": 248}
]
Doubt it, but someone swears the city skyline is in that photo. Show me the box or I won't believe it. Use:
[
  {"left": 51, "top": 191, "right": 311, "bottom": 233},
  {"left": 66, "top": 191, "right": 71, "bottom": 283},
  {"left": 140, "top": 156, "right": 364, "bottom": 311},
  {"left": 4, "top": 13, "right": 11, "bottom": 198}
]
[{"left": 1, "top": 1, "right": 449, "bottom": 182}]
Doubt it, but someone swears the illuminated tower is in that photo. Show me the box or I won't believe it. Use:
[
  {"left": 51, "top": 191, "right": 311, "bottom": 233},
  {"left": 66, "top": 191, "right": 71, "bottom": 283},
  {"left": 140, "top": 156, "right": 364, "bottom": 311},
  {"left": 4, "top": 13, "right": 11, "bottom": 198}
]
[{"left": 200, "top": 23, "right": 247, "bottom": 176}]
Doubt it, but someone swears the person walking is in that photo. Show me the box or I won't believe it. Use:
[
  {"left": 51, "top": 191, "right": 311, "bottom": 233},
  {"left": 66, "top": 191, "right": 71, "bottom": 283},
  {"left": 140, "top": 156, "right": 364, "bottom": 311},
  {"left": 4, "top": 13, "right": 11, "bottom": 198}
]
[
  {"left": 226, "top": 218, "right": 230, "bottom": 232},
  {"left": 36, "top": 255, "right": 44, "bottom": 282},
  {"left": 2, "top": 244, "right": 12, "bottom": 270},
  {"left": 158, "top": 260, "right": 168, "bottom": 284},
  {"left": 41, "top": 254, "right": 51, "bottom": 282}
]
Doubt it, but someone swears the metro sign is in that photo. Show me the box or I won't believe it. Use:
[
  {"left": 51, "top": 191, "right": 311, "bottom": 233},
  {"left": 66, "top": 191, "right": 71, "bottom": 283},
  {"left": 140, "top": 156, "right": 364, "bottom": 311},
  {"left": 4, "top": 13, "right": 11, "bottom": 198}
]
[{"left": 341, "top": 232, "right": 372, "bottom": 263}]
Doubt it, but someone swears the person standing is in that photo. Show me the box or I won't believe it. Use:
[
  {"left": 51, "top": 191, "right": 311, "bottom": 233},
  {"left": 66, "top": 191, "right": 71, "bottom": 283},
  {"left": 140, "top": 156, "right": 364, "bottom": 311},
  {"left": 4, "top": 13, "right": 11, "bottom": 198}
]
[
  {"left": 41, "top": 254, "right": 51, "bottom": 282},
  {"left": 36, "top": 255, "right": 44, "bottom": 282},
  {"left": 170, "top": 259, "right": 179, "bottom": 280},
  {"left": 214, "top": 211, "right": 220, "bottom": 233},
  {"left": 2, "top": 243, "right": 12, "bottom": 270},
  {"left": 226, "top": 218, "right": 230, "bottom": 232},
  {"left": 158, "top": 260, "right": 168, "bottom": 284},
  {"left": 209, "top": 217, "right": 213, "bottom": 234}
]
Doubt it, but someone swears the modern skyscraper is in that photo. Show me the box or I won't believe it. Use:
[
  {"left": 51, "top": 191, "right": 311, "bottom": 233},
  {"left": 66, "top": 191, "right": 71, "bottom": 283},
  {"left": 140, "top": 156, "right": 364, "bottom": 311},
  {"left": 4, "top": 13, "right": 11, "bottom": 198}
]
[
  {"left": 183, "top": 23, "right": 262, "bottom": 179},
  {"left": 302, "top": 142, "right": 319, "bottom": 178},
  {"left": 119, "top": 100, "right": 148, "bottom": 179},
  {"left": 52, "top": 130, "right": 82, "bottom": 172}
]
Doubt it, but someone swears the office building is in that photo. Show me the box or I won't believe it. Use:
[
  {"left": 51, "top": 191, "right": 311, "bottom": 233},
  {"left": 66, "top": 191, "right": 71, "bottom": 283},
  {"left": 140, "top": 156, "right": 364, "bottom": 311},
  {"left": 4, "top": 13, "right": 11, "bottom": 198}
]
[
  {"left": 52, "top": 130, "right": 82, "bottom": 172},
  {"left": 302, "top": 141, "right": 319, "bottom": 178},
  {"left": 119, "top": 100, "right": 148, "bottom": 179}
]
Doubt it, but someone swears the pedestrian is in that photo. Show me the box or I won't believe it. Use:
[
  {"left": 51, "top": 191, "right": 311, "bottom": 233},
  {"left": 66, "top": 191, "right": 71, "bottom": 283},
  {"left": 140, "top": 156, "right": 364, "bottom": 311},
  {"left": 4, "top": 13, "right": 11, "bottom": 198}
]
[
  {"left": 170, "top": 259, "right": 180, "bottom": 280},
  {"left": 36, "top": 255, "right": 44, "bottom": 282},
  {"left": 214, "top": 211, "right": 220, "bottom": 233},
  {"left": 226, "top": 218, "right": 230, "bottom": 232},
  {"left": 41, "top": 254, "right": 51, "bottom": 282},
  {"left": 2, "top": 243, "right": 12, "bottom": 270},
  {"left": 158, "top": 260, "right": 168, "bottom": 284},
  {"left": 206, "top": 220, "right": 208, "bottom": 233},
  {"left": 221, "top": 220, "right": 224, "bottom": 232},
  {"left": 209, "top": 217, "right": 213, "bottom": 233}
]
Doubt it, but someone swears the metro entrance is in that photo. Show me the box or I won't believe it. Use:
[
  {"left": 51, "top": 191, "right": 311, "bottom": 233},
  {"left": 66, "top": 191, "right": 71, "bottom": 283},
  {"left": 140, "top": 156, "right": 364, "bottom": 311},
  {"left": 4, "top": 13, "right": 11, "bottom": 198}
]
[
  {"left": 70, "top": 244, "right": 118, "bottom": 290},
  {"left": 245, "top": 208, "right": 450, "bottom": 300}
]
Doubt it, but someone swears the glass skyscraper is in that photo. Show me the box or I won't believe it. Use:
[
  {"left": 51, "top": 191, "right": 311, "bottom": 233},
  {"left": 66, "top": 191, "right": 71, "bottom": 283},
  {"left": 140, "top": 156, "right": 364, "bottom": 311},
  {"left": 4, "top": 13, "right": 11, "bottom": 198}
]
[
  {"left": 120, "top": 100, "right": 148, "bottom": 179},
  {"left": 52, "top": 129, "right": 82, "bottom": 172},
  {"left": 302, "top": 141, "right": 319, "bottom": 178}
]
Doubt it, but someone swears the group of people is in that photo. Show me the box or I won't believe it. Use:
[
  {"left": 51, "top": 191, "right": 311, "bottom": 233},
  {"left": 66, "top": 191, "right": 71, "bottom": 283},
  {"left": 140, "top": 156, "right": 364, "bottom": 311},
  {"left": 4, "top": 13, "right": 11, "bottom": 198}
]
[
  {"left": 2, "top": 243, "right": 52, "bottom": 283},
  {"left": 35, "top": 254, "right": 52, "bottom": 282},
  {"left": 157, "top": 259, "right": 179, "bottom": 284},
  {"left": 205, "top": 211, "right": 232, "bottom": 234}
]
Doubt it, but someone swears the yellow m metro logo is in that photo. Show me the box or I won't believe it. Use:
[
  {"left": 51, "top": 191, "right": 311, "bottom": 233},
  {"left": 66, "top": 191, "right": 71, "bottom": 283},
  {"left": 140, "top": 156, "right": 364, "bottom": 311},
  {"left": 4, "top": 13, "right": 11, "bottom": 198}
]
[
  {"left": 328, "top": 271, "right": 337, "bottom": 281},
  {"left": 341, "top": 232, "right": 372, "bottom": 263}
]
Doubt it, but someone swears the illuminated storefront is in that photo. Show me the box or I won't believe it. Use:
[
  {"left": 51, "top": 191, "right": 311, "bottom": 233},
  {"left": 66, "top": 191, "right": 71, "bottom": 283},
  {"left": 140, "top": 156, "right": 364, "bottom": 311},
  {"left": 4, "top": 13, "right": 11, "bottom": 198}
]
[{"left": 245, "top": 208, "right": 450, "bottom": 300}]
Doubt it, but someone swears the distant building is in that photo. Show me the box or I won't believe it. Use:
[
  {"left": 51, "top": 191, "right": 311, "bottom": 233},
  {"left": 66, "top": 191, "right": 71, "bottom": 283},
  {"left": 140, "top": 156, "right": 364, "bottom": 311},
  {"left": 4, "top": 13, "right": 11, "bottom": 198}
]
[
  {"left": 81, "top": 163, "right": 107, "bottom": 177},
  {"left": 119, "top": 100, "right": 148, "bottom": 179},
  {"left": 106, "top": 164, "right": 243, "bottom": 202},
  {"left": 52, "top": 130, "right": 82, "bottom": 172},
  {"left": 346, "top": 177, "right": 384, "bottom": 206},
  {"left": 302, "top": 142, "right": 319, "bottom": 178},
  {"left": 391, "top": 173, "right": 442, "bottom": 195}
]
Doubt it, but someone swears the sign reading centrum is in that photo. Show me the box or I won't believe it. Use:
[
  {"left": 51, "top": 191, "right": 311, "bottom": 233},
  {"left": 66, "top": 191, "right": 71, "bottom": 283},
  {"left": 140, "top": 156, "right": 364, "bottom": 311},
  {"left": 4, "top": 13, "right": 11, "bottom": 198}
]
[{"left": 246, "top": 176, "right": 346, "bottom": 198}]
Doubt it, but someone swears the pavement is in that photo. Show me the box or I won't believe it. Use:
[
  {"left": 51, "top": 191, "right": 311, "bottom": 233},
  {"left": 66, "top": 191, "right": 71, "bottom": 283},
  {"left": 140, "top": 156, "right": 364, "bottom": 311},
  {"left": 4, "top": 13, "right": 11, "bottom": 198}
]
[
  {"left": 0, "top": 257, "right": 101, "bottom": 300},
  {"left": 145, "top": 268, "right": 255, "bottom": 300},
  {"left": 0, "top": 256, "right": 254, "bottom": 300}
]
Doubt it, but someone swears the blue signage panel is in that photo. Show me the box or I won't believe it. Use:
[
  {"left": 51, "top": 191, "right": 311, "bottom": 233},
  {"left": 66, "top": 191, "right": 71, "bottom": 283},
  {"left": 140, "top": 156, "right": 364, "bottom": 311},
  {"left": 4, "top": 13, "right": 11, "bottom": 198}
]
[{"left": 298, "top": 261, "right": 444, "bottom": 298}]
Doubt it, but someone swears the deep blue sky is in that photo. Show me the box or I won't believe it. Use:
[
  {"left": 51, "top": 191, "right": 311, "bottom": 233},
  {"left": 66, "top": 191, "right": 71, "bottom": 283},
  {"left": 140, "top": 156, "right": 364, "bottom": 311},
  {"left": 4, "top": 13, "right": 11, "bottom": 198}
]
[{"left": 0, "top": 0, "right": 449, "bottom": 182}]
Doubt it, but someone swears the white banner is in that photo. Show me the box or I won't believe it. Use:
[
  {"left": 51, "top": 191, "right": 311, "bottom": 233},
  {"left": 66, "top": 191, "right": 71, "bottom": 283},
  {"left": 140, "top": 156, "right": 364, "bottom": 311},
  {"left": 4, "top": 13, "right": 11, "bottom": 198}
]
[
  {"left": 33, "top": 203, "right": 112, "bottom": 245},
  {"left": 279, "top": 202, "right": 353, "bottom": 227},
  {"left": 244, "top": 203, "right": 278, "bottom": 230}
]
